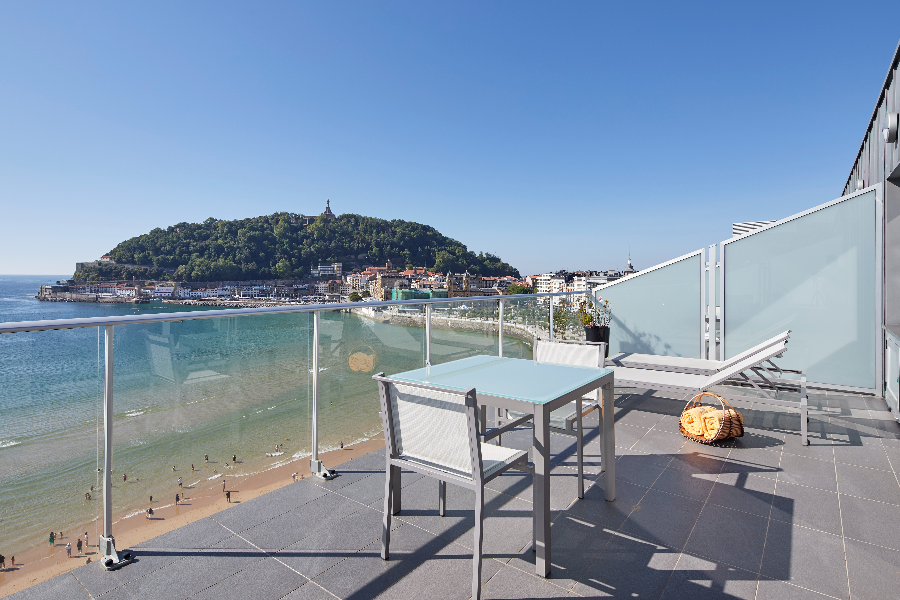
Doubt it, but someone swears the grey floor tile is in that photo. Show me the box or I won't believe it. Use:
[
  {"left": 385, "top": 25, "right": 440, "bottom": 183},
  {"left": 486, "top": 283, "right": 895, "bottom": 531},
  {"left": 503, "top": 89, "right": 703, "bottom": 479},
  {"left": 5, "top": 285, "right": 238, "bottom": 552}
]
[
  {"left": 844, "top": 538, "right": 900, "bottom": 600},
  {"left": 306, "top": 467, "right": 381, "bottom": 492},
  {"left": 631, "top": 430, "right": 688, "bottom": 456},
  {"left": 669, "top": 449, "right": 730, "bottom": 475},
  {"left": 835, "top": 461, "right": 900, "bottom": 505},
  {"left": 281, "top": 581, "right": 340, "bottom": 600},
  {"left": 832, "top": 438, "right": 893, "bottom": 471},
  {"left": 563, "top": 479, "right": 646, "bottom": 530},
  {"left": 334, "top": 470, "right": 388, "bottom": 506},
  {"left": 110, "top": 548, "right": 193, "bottom": 586},
  {"left": 240, "top": 493, "right": 365, "bottom": 551},
  {"left": 191, "top": 556, "right": 309, "bottom": 600},
  {"left": 839, "top": 494, "right": 900, "bottom": 551},
  {"left": 134, "top": 516, "right": 233, "bottom": 550},
  {"left": 211, "top": 481, "right": 328, "bottom": 533},
  {"left": 660, "top": 553, "right": 759, "bottom": 600},
  {"left": 776, "top": 453, "right": 837, "bottom": 492},
  {"left": 708, "top": 471, "right": 776, "bottom": 518},
  {"left": 611, "top": 423, "right": 650, "bottom": 450},
  {"left": 770, "top": 481, "right": 842, "bottom": 534},
  {"left": 572, "top": 533, "right": 680, "bottom": 598},
  {"left": 618, "top": 489, "right": 704, "bottom": 550},
  {"left": 125, "top": 536, "right": 267, "bottom": 600},
  {"left": 4, "top": 573, "right": 91, "bottom": 600},
  {"left": 312, "top": 522, "right": 468, "bottom": 600},
  {"left": 481, "top": 564, "right": 574, "bottom": 599},
  {"left": 374, "top": 540, "right": 504, "bottom": 600},
  {"left": 756, "top": 578, "right": 842, "bottom": 599},
  {"left": 651, "top": 463, "right": 718, "bottom": 503},
  {"left": 722, "top": 447, "right": 783, "bottom": 475},
  {"left": 614, "top": 405, "right": 667, "bottom": 430},
  {"left": 506, "top": 513, "right": 614, "bottom": 590},
  {"left": 760, "top": 520, "right": 850, "bottom": 599},
  {"left": 70, "top": 560, "right": 125, "bottom": 597},
  {"left": 610, "top": 451, "right": 670, "bottom": 488},
  {"left": 684, "top": 504, "right": 769, "bottom": 573},
  {"left": 276, "top": 507, "right": 386, "bottom": 579}
]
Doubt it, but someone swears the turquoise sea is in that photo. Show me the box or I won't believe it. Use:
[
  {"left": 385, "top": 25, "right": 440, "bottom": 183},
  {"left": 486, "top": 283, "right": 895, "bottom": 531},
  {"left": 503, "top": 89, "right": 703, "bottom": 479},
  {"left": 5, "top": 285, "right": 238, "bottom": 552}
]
[{"left": 0, "top": 275, "right": 532, "bottom": 558}]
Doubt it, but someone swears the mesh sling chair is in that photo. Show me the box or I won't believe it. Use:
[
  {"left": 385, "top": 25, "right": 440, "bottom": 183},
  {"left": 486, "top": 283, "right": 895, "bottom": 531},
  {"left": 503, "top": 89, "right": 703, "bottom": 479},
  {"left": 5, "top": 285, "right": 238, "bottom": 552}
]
[
  {"left": 374, "top": 373, "right": 533, "bottom": 600},
  {"left": 495, "top": 339, "right": 606, "bottom": 499}
]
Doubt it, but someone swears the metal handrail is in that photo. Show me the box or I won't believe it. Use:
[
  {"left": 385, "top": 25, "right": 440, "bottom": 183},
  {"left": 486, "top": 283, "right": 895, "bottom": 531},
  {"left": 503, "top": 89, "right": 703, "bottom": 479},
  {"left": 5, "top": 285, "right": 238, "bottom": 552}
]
[{"left": 0, "top": 290, "right": 586, "bottom": 334}]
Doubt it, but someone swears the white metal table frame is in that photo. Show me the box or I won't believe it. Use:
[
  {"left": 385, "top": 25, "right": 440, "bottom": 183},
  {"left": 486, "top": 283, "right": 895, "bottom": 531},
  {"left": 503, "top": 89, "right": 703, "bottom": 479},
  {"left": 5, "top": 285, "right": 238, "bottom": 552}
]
[{"left": 389, "top": 356, "right": 616, "bottom": 578}]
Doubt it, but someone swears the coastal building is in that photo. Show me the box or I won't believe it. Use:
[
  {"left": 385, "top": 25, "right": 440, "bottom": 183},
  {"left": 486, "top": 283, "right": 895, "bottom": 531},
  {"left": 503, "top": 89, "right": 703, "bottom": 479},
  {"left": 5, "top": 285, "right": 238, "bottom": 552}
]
[{"left": 301, "top": 200, "right": 337, "bottom": 226}]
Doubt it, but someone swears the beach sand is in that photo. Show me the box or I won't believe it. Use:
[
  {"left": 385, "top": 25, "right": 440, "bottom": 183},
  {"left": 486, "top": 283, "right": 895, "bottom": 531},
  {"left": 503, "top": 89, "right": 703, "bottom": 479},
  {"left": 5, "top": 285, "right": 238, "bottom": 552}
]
[{"left": 0, "top": 438, "right": 382, "bottom": 598}]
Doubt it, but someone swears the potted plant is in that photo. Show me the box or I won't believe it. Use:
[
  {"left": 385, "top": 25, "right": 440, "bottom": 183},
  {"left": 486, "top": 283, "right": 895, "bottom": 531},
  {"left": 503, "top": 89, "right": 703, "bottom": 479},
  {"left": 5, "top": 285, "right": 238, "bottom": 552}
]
[{"left": 577, "top": 297, "right": 611, "bottom": 356}]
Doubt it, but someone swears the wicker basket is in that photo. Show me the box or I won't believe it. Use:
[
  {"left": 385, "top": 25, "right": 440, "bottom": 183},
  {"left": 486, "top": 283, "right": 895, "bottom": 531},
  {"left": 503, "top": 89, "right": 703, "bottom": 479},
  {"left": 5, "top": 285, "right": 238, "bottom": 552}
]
[{"left": 679, "top": 392, "right": 744, "bottom": 444}]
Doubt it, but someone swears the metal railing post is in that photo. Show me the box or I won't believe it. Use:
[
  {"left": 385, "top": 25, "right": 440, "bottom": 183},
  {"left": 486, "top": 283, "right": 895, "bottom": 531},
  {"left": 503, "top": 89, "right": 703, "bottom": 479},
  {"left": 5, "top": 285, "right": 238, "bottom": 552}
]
[
  {"left": 549, "top": 298, "right": 554, "bottom": 341},
  {"left": 708, "top": 244, "right": 718, "bottom": 360},
  {"left": 310, "top": 311, "right": 335, "bottom": 480},
  {"left": 100, "top": 325, "right": 122, "bottom": 568},
  {"left": 425, "top": 304, "right": 432, "bottom": 366},
  {"left": 498, "top": 300, "right": 504, "bottom": 357}
]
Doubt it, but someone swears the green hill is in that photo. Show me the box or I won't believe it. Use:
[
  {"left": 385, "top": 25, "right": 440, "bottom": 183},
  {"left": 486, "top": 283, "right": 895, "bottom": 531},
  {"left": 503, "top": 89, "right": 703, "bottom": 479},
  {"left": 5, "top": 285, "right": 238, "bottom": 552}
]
[{"left": 74, "top": 212, "right": 520, "bottom": 282}]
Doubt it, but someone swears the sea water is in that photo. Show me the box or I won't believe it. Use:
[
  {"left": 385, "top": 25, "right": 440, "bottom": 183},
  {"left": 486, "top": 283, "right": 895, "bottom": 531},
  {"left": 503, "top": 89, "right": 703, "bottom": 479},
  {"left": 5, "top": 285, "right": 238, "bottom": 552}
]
[{"left": 0, "top": 275, "right": 532, "bottom": 556}]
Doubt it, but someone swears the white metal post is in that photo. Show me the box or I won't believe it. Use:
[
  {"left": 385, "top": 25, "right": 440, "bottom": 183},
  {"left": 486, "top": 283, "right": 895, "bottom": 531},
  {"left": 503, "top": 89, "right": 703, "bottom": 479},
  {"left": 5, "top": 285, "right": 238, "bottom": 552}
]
[
  {"left": 425, "top": 304, "right": 432, "bottom": 366},
  {"left": 548, "top": 298, "right": 554, "bottom": 341},
  {"left": 498, "top": 300, "right": 504, "bottom": 357},
  {"left": 707, "top": 244, "right": 718, "bottom": 360},
  {"left": 310, "top": 311, "right": 334, "bottom": 479},
  {"left": 100, "top": 325, "right": 119, "bottom": 566}
]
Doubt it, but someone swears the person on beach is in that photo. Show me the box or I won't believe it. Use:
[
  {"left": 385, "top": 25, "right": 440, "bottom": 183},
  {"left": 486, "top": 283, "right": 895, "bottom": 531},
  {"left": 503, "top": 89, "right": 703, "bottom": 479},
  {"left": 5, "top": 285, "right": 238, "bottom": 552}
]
[
  {"left": 149, "top": 495, "right": 153, "bottom": 503},
  {"left": 77, "top": 538, "right": 83, "bottom": 554},
  {"left": 85, "top": 492, "right": 91, "bottom": 500},
  {"left": 175, "top": 493, "right": 180, "bottom": 505},
  {"left": 291, "top": 473, "right": 296, "bottom": 482},
  {"left": 223, "top": 480, "right": 226, "bottom": 493},
  {"left": 84, "top": 532, "right": 88, "bottom": 548},
  {"left": 225, "top": 490, "right": 231, "bottom": 503},
  {"left": 232, "top": 454, "right": 236, "bottom": 463},
  {"left": 10, "top": 556, "right": 14, "bottom": 568},
  {"left": 178, "top": 476, "right": 182, "bottom": 488},
  {"left": 147, "top": 507, "right": 154, "bottom": 519},
  {"left": 49, "top": 532, "right": 55, "bottom": 545},
  {"left": 65, "top": 543, "right": 71, "bottom": 558},
  {"left": 340, "top": 441, "right": 343, "bottom": 449},
  {"left": 205, "top": 454, "right": 208, "bottom": 463},
  {"left": 123, "top": 473, "right": 127, "bottom": 482},
  {"left": 191, "top": 464, "right": 195, "bottom": 472},
  {"left": 172, "top": 465, "right": 176, "bottom": 471},
  {"left": 0, "top": 554, "right": 6, "bottom": 570}
]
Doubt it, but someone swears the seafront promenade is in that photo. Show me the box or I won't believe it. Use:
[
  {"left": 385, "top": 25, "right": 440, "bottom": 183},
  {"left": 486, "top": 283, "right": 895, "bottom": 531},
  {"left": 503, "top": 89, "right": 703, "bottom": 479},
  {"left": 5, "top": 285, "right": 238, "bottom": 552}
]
[{"left": 8, "top": 385, "right": 900, "bottom": 600}]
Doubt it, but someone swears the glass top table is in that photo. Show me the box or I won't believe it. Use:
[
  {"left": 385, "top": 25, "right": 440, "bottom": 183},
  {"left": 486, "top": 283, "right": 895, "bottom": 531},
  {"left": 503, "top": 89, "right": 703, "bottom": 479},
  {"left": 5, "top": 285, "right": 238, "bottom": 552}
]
[{"left": 388, "top": 354, "right": 616, "bottom": 578}]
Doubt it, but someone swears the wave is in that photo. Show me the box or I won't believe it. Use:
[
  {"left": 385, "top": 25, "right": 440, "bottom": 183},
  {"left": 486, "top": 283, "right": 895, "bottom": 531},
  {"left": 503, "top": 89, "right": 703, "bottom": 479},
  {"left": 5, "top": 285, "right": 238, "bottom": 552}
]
[
  {"left": 0, "top": 440, "right": 20, "bottom": 448},
  {"left": 125, "top": 411, "right": 145, "bottom": 417}
]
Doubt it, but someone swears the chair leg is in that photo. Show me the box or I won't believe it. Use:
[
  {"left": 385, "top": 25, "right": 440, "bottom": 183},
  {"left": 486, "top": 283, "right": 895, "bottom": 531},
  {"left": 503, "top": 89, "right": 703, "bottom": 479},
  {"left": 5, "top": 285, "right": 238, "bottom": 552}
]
[
  {"left": 438, "top": 480, "right": 446, "bottom": 517},
  {"left": 576, "top": 398, "right": 584, "bottom": 499},
  {"left": 391, "top": 465, "right": 402, "bottom": 515},
  {"left": 472, "top": 485, "right": 485, "bottom": 600},
  {"left": 382, "top": 464, "right": 393, "bottom": 560}
]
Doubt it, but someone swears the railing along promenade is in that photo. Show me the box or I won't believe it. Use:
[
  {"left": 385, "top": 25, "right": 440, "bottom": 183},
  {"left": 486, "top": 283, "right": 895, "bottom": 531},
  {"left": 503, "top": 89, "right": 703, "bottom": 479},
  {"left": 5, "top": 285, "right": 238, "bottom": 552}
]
[{"left": 0, "top": 290, "right": 589, "bottom": 571}]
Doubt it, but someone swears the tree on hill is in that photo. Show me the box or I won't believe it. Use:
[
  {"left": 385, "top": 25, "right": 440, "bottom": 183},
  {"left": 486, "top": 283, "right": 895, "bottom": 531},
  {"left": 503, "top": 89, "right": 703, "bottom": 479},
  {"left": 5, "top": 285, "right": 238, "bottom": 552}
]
[{"left": 87, "top": 212, "right": 521, "bottom": 282}]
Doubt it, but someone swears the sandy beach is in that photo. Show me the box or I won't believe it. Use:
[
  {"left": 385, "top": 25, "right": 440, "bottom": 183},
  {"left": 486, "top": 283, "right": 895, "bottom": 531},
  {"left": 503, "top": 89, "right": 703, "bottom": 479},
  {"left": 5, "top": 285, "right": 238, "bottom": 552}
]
[{"left": 0, "top": 438, "right": 383, "bottom": 599}]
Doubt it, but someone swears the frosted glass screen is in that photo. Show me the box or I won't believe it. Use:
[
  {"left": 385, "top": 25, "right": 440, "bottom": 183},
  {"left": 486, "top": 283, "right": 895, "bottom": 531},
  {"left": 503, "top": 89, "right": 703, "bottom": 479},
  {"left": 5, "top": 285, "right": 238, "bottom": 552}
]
[
  {"left": 598, "top": 253, "right": 701, "bottom": 358},
  {"left": 723, "top": 190, "right": 876, "bottom": 389}
]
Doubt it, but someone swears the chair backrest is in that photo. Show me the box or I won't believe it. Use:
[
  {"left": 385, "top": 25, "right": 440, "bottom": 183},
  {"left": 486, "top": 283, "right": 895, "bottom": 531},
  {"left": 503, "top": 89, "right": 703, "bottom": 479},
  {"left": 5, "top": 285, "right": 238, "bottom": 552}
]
[
  {"left": 375, "top": 376, "right": 480, "bottom": 478},
  {"left": 534, "top": 339, "right": 606, "bottom": 369}
]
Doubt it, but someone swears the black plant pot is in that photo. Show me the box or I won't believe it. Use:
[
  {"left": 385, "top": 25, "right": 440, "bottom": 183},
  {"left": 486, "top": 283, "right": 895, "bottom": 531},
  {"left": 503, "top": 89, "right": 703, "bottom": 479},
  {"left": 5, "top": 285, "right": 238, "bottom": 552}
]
[{"left": 584, "top": 325, "right": 610, "bottom": 356}]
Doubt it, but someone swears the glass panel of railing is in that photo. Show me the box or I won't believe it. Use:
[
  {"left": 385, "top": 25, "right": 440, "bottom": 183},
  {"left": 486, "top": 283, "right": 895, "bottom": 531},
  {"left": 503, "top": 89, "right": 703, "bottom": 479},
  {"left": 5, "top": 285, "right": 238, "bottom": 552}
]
[
  {"left": 0, "top": 326, "right": 105, "bottom": 564},
  {"left": 429, "top": 299, "right": 502, "bottom": 365},
  {"left": 722, "top": 189, "right": 877, "bottom": 389},
  {"left": 597, "top": 251, "right": 704, "bottom": 358},
  {"left": 552, "top": 293, "right": 593, "bottom": 341},
  {"left": 316, "top": 304, "right": 426, "bottom": 452},
  {"left": 503, "top": 294, "right": 550, "bottom": 342},
  {"left": 110, "top": 310, "right": 312, "bottom": 525}
]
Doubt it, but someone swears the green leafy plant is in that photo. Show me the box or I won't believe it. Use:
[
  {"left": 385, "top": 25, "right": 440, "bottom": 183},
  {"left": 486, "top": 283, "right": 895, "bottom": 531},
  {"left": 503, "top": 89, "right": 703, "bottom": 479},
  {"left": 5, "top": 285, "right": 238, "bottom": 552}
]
[{"left": 577, "top": 296, "right": 611, "bottom": 327}]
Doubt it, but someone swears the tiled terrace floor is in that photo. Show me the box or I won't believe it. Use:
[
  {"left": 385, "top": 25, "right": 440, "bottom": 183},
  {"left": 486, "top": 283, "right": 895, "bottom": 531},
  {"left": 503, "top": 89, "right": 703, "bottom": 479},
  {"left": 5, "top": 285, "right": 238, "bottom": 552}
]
[{"left": 11, "top": 387, "right": 900, "bottom": 599}]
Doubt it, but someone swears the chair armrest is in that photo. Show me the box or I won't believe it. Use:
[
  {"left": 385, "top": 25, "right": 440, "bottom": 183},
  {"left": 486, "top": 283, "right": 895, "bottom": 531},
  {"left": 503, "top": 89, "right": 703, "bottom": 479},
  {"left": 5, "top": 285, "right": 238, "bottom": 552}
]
[{"left": 482, "top": 413, "right": 533, "bottom": 442}]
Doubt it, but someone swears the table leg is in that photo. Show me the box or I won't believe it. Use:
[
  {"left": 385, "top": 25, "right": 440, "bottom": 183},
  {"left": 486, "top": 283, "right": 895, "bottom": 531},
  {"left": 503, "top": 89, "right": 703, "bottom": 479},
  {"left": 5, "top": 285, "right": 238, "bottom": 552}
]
[
  {"left": 602, "top": 382, "right": 616, "bottom": 502},
  {"left": 533, "top": 404, "right": 551, "bottom": 577}
]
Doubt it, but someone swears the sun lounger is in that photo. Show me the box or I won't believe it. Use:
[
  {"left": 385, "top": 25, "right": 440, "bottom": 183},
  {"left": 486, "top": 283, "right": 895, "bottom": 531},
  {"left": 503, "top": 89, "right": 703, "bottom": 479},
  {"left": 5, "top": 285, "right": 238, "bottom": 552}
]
[
  {"left": 613, "top": 339, "right": 809, "bottom": 445},
  {"left": 609, "top": 330, "right": 791, "bottom": 376}
]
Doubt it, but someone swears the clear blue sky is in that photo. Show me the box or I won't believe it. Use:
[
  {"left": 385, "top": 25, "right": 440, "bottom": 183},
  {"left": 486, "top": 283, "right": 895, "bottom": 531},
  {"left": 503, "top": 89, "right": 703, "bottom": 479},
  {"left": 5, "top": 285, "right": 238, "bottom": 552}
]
[{"left": 1, "top": 1, "right": 897, "bottom": 277}]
